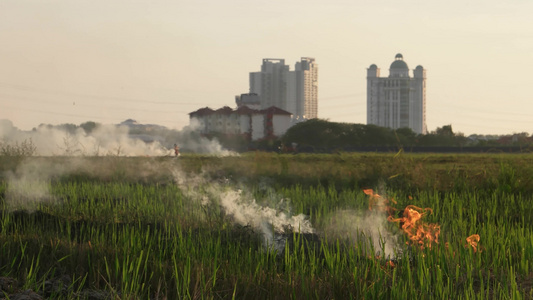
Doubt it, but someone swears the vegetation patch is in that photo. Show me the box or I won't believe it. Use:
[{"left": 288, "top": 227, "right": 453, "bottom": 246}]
[{"left": 0, "top": 153, "right": 532, "bottom": 298}]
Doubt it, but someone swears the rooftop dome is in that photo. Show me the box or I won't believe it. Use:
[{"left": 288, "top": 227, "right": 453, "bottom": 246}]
[
  {"left": 369, "top": 64, "right": 378, "bottom": 69},
  {"left": 390, "top": 53, "right": 408, "bottom": 70}
]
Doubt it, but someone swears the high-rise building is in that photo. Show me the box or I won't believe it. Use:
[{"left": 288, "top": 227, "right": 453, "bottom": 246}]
[
  {"left": 250, "top": 59, "right": 288, "bottom": 110},
  {"left": 289, "top": 57, "right": 318, "bottom": 121},
  {"left": 367, "top": 54, "right": 426, "bottom": 134},
  {"left": 247, "top": 58, "right": 318, "bottom": 121}
]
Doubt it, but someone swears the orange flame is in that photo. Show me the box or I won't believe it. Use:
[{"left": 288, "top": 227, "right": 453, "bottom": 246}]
[
  {"left": 386, "top": 260, "right": 395, "bottom": 268},
  {"left": 363, "top": 189, "right": 379, "bottom": 210},
  {"left": 364, "top": 189, "right": 439, "bottom": 250},
  {"left": 466, "top": 234, "right": 481, "bottom": 253},
  {"left": 364, "top": 189, "right": 482, "bottom": 253},
  {"left": 388, "top": 205, "right": 440, "bottom": 249},
  {"left": 363, "top": 188, "right": 396, "bottom": 212}
]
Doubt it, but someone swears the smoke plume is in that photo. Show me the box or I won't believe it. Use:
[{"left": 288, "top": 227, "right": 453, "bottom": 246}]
[
  {"left": 323, "top": 208, "right": 400, "bottom": 258},
  {"left": 171, "top": 169, "right": 314, "bottom": 251},
  {"left": 0, "top": 119, "right": 237, "bottom": 156}
]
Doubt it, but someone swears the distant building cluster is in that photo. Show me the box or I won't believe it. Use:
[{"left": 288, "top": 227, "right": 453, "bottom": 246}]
[
  {"left": 189, "top": 57, "right": 318, "bottom": 140},
  {"left": 188, "top": 54, "right": 427, "bottom": 140},
  {"left": 245, "top": 57, "right": 318, "bottom": 121},
  {"left": 367, "top": 54, "right": 427, "bottom": 134}
]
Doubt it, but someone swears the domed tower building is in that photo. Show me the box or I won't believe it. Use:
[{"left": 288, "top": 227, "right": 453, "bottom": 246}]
[{"left": 366, "top": 54, "right": 427, "bottom": 134}]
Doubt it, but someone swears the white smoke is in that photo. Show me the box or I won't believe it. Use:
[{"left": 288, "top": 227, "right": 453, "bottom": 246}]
[
  {"left": 3, "top": 158, "right": 64, "bottom": 210},
  {"left": 0, "top": 118, "right": 237, "bottom": 210},
  {"left": 171, "top": 169, "right": 314, "bottom": 251},
  {"left": 1, "top": 118, "right": 400, "bottom": 257},
  {"left": 171, "top": 169, "right": 404, "bottom": 256},
  {"left": 323, "top": 209, "right": 400, "bottom": 258},
  {"left": 0, "top": 119, "right": 237, "bottom": 157},
  {"left": 5, "top": 174, "right": 51, "bottom": 211},
  {"left": 177, "top": 120, "right": 239, "bottom": 156},
  {"left": 218, "top": 188, "right": 314, "bottom": 249},
  {"left": 2, "top": 155, "right": 171, "bottom": 210},
  {"left": 0, "top": 120, "right": 167, "bottom": 156}
]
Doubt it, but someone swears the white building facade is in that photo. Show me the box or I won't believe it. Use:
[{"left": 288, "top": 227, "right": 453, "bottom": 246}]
[
  {"left": 367, "top": 54, "right": 427, "bottom": 134},
  {"left": 189, "top": 106, "right": 292, "bottom": 141},
  {"left": 248, "top": 58, "right": 318, "bottom": 121}
]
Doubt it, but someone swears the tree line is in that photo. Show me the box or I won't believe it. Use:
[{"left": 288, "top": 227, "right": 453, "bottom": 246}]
[
  {"left": 21, "top": 119, "right": 532, "bottom": 153},
  {"left": 270, "top": 119, "right": 532, "bottom": 153}
]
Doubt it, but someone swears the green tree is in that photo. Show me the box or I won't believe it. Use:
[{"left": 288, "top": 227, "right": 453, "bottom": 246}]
[
  {"left": 394, "top": 127, "right": 417, "bottom": 147},
  {"left": 436, "top": 124, "right": 454, "bottom": 136},
  {"left": 80, "top": 121, "right": 99, "bottom": 134},
  {"left": 282, "top": 119, "right": 402, "bottom": 150}
]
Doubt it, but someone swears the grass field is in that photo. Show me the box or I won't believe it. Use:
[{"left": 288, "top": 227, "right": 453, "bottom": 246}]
[{"left": 1, "top": 153, "right": 532, "bottom": 299}]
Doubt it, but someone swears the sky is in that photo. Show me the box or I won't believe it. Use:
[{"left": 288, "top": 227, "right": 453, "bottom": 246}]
[{"left": 1, "top": 0, "right": 532, "bottom": 136}]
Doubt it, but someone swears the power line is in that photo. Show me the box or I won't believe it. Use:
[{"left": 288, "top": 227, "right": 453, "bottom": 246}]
[
  {"left": 1, "top": 103, "right": 192, "bottom": 125},
  {"left": 0, "top": 82, "right": 217, "bottom": 106},
  {"left": 430, "top": 102, "right": 532, "bottom": 118},
  {"left": 319, "top": 93, "right": 365, "bottom": 101}
]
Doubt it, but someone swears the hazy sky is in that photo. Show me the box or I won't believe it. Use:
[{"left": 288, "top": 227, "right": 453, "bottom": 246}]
[{"left": 1, "top": 0, "right": 532, "bottom": 135}]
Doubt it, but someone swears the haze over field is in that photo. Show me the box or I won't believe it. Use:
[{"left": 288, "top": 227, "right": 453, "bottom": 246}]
[
  {"left": 0, "top": 119, "right": 236, "bottom": 156},
  {"left": 1, "top": 0, "right": 532, "bottom": 135}
]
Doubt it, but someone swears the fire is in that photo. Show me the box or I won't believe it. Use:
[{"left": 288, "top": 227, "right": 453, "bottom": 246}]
[
  {"left": 364, "top": 189, "right": 439, "bottom": 250},
  {"left": 386, "top": 260, "right": 395, "bottom": 268},
  {"left": 363, "top": 188, "right": 397, "bottom": 212},
  {"left": 363, "top": 189, "right": 380, "bottom": 210},
  {"left": 363, "top": 189, "right": 481, "bottom": 253},
  {"left": 388, "top": 205, "right": 440, "bottom": 249},
  {"left": 466, "top": 234, "right": 481, "bottom": 253}
]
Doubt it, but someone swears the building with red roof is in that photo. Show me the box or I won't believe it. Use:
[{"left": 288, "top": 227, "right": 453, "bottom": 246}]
[{"left": 189, "top": 105, "right": 292, "bottom": 141}]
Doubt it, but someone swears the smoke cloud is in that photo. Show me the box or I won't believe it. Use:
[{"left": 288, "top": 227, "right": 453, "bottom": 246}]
[
  {"left": 171, "top": 169, "right": 314, "bottom": 251},
  {"left": 0, "top": 119, "right": 237, "bottom": 157},
  {"left": 218, "top": 189, "right": 314, "bottom": 249},
  {"left": 179, "top": 119, "right": 238, "bottom": 156},
  {"left": 165, "top": 169, "right": 403, "bottom": 256},
  {"left": 3, "top": 158, "right": 67, "bottom": 211},
  {"left": 323, "top": 208, "right": 400, "bottom": 258},
  {"left": 2, "top": 118, "right": 402, "bottom": 257}
]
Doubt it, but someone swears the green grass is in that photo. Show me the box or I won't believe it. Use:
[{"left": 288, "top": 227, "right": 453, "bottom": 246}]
[{"left": 0, "top": 153, "right": 532, "bottom": 299}]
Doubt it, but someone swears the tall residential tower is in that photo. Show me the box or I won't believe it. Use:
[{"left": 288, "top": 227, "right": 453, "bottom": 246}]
[
  {"left": 249, "top": 59, "right": 289, "bottom": 110},
  {"left": 367, "top": 54, "right": 426, "bottom": 134},
  {"left": 247, "top": 57, "right": 318, "bottom": 121}
]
